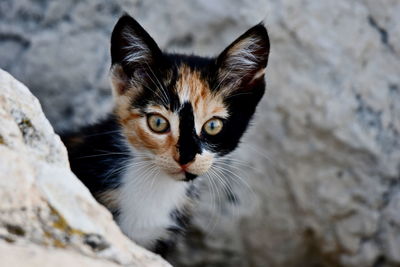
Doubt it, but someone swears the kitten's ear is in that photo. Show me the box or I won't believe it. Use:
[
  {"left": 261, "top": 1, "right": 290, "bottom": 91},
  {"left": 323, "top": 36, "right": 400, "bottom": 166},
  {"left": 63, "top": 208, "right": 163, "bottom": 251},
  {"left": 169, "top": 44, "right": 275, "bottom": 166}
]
[
  {"left": 216, "top": 23, "right": 270, "bottom": 94},
  {"left": 110, "top": 14, "right": 161, "bottom": 95}
]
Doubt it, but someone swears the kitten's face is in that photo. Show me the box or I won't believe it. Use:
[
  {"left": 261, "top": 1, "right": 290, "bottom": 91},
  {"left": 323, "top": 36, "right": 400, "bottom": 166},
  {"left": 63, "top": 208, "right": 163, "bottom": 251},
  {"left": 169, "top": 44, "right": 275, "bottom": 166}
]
[{"left": 110, "top": 15, "right": 269, "bottom": 181}]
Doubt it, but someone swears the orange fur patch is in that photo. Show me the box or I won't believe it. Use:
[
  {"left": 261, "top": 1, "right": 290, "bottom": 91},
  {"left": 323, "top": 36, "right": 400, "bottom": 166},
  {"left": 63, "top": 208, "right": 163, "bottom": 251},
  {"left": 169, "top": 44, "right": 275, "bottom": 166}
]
[
  {"left": 64, "top": 135, "right": 85, "bottom": 148},
  {"left": 96, "top": 189, "right": 119, "bottom": 211}
]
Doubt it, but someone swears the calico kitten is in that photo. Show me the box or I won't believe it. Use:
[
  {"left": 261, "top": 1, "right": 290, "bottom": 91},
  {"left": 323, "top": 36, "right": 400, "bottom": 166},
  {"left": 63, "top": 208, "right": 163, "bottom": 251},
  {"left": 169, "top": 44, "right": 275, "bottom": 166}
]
[{"left": 62, "top": 14, "right": 269, "bottom": 256}]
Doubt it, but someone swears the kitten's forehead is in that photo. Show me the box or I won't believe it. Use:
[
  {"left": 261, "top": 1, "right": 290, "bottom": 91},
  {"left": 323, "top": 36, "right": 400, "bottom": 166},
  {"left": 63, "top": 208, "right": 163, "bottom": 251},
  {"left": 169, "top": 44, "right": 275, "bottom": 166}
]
[
  {"left": 174, "top": 64, "right": 228, "bottom": 125},
  {"left": 175, "top": 65, "right": 208, "bottom": 105}
]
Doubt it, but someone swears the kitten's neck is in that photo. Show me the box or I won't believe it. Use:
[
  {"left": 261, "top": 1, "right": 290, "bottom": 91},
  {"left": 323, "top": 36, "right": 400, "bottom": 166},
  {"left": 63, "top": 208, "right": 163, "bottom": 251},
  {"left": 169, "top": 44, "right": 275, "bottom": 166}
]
[{"left": 117, "top": 162, "right": 192, "bottom": 248}]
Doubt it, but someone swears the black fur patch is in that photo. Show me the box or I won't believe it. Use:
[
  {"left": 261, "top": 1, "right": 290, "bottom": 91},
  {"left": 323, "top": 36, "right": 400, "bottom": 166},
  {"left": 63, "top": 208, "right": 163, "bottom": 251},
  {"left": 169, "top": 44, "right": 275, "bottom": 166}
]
[
  {"left": 177, "top": 102, "right": 201, "bottom": 165},
  {"left": 60, "top": 114, "right": 128, "bottom": 196},
  {"left": 184, "top": 172, "right": 198, "bottom": 181},
  {"left": 153, "top": 207, "right": 192, "bottom": 257},
  {"left": 154, "top": 239, "right": 175, "bottom": 258}
]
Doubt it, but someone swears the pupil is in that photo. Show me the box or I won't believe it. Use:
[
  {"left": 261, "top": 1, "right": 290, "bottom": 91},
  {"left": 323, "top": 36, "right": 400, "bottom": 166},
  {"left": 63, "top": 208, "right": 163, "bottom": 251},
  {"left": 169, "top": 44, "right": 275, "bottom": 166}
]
[
  {"left": 156, "top": 118, "right": 161, "bottom": 127},
  {"left": 210, "top": 122, "right": 215, "bottom": 129}
]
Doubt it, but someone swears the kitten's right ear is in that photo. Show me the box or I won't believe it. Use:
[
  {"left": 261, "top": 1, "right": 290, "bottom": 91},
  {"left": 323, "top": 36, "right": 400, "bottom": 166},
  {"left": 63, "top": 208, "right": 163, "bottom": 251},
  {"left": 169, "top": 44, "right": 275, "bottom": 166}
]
[{"left": 110, "top": 14, "right": 161, "bottom": 95}]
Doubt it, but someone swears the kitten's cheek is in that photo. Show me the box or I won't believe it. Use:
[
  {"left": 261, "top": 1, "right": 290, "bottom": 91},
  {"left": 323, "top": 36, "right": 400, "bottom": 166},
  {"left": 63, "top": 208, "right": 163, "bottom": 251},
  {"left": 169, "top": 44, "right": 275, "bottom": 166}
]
[{"left": 186, "top": 156, "right": 214, "bottom": 176}]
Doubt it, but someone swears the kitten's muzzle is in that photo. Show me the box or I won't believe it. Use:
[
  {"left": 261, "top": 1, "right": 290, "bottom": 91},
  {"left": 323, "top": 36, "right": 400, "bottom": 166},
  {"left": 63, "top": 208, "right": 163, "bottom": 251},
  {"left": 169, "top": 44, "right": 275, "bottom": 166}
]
[{"left": 173, "top": 157, "right": 194, "bottom": 171}]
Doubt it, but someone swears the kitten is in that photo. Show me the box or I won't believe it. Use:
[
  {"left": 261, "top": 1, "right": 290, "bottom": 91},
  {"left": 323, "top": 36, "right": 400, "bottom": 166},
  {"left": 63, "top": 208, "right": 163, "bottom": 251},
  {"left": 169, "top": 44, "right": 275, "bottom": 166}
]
[{"left": 61, "top": 14, "right": 269, "bottom": 257}]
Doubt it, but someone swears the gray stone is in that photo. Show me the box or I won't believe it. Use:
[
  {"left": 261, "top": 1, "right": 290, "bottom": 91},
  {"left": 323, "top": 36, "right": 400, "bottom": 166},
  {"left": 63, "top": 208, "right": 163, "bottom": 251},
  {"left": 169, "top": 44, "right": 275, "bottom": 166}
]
[{"left": 1, "top": 0, "right": 400, "bottom": 266}]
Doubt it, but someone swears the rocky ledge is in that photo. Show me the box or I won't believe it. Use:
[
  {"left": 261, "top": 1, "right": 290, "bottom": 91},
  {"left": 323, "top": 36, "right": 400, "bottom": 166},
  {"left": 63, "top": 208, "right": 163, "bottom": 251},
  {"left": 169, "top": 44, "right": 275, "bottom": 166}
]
[{"left": 0, "top": 69, "right": 170, "bottom": 267}]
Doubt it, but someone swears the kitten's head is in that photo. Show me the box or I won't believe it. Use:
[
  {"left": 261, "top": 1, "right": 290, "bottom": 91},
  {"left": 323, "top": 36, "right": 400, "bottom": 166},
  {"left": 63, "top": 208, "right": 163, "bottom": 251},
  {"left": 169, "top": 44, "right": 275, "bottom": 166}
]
[{"left": 110, "top": 15, "right": 269, "bottom": 181}]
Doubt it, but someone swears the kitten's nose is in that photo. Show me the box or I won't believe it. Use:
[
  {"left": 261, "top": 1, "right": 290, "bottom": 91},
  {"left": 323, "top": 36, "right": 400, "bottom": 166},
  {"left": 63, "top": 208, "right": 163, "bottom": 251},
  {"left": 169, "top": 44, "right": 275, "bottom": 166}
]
[
  {"left": 173, "top": 156, "right": 193, "bottom": 170},
  {"left": 180, "top": 163, "right": 191, "bottom": 170}
]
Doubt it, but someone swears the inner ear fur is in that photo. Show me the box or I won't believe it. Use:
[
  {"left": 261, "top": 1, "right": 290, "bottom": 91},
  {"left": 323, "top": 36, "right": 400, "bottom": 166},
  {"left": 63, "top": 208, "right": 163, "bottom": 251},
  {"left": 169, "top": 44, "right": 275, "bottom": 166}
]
[
  {"left": 111, "top": 14, "right": 161, "bottom": 68},
  {"left": 216, "top": 23, "right": 270, "bottom": 94},
  {"left": 110, "top": 14, "right": 162, "bottom": 96}
]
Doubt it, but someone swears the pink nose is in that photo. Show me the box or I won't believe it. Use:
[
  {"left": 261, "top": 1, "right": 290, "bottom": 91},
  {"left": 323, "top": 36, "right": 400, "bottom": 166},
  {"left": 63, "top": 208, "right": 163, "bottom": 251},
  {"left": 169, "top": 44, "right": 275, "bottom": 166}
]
[
  {"left": 180, "top": 163, "right": 190, "bottom": 171},
  {"left": 173, "top": 157, "right": 192, "bottom": 170}
]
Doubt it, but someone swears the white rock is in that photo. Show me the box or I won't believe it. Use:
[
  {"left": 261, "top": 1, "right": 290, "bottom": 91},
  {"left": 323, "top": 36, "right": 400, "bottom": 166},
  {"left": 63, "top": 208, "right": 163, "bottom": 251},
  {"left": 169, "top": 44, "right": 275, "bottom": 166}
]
[{"left": 0, "top": 69, "right": 170, "bottom": 267}]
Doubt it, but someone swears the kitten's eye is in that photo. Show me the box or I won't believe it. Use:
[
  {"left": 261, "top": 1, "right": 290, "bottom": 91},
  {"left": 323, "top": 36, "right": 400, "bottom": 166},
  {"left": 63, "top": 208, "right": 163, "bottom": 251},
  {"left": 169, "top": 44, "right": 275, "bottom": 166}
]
[
  {"left": 147, "top": 114, "right": 170, "bottom": 133},
  {"left": 203, "top": 118, "right": 223, "bottom": 136}
]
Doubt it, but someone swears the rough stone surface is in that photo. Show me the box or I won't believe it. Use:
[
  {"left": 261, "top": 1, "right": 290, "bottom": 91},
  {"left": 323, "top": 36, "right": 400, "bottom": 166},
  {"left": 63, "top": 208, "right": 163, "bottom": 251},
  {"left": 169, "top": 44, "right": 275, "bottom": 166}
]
[
  {"left": 1, "top": 0, "right": 400, "bottom": 266},
  {"left": 0, "top": 69, "right": 170, "bottom": 266}
]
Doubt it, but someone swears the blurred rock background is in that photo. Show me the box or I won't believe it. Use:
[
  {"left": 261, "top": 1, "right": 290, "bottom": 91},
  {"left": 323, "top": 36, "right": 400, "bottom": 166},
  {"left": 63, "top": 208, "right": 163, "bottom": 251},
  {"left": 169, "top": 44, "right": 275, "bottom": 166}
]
[{"left": 1, "top": 0, "right": 400, "bottom": 266}]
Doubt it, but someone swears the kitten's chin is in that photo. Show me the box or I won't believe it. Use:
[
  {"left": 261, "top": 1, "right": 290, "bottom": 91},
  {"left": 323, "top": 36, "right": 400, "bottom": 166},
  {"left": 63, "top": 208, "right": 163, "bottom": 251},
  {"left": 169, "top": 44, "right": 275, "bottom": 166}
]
[
  {"left": 163, "top": 170, "right": 198, "bottom": 182},
  {"left": 184, "top": 172, "right": 198, "bottom": 182}
]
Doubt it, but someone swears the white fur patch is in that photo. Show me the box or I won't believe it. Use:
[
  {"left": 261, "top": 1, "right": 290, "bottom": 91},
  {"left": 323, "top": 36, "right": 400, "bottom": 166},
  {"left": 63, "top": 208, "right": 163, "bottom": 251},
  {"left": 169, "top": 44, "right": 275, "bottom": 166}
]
[
  {"left": 117, "top": 156, "right": 190, "bottom": 248},
  {"left": 122, "top": 30, "right": 151, "bottom": 64}
]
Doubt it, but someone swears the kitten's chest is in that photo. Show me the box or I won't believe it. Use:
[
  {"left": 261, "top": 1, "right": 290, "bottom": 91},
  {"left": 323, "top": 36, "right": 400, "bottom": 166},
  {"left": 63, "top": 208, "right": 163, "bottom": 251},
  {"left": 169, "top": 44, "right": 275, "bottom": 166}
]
[{"left": 116, "top": 164, "right": 191, "bottom": 248}]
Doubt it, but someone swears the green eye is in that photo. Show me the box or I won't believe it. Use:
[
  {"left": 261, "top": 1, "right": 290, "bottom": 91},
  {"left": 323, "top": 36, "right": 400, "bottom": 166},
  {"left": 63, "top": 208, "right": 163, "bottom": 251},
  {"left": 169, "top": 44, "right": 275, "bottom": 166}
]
[
  {"left": 203, "top": 118, "right": 223, "bottom": 136},
  {"left": 147, "top": 114, "right": 169, "bottom": 133}
]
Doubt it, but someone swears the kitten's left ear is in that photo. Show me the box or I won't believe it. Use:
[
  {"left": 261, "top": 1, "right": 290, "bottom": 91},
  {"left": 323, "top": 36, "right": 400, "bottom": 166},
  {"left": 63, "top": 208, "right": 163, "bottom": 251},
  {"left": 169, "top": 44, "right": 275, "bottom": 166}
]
[{"left": 216, "top": 23, "right": 270, "bottom": 93}]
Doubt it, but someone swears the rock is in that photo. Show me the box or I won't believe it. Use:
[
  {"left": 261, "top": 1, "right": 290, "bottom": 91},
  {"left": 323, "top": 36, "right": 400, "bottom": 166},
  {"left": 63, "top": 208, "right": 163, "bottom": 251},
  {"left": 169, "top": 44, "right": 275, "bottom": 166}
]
[
  {"left": 1, "top": 0, "right": 400, "bottom": 266},
  {"left": 0, "top": 243, "right": 121, "bottom": 267},
  {"left": 0, "top": 69, "right": 170, "bottom": 266}
]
